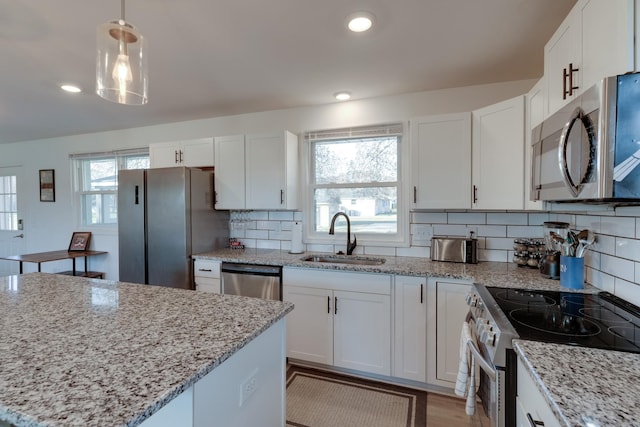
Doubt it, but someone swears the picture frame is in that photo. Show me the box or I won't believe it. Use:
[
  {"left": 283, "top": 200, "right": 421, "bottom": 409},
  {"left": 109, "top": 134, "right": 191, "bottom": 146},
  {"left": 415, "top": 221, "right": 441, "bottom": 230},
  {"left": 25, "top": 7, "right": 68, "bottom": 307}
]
[
  {"left": 68, "top": 232, "right": 91, "bottom": 251},
  {"left": 39, "top": 169, "right": 55, "bottom": 202}
]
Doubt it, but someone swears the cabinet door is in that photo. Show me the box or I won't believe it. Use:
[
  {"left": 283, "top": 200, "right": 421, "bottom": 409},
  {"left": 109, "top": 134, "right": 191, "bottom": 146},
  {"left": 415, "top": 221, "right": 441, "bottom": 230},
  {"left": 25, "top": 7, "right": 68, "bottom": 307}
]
[
  {"left": 435, "top": 281, "right": 471, "bottom": 384},
  {"left": 333, "top": 290, "right": 391, "bottom": 376},
  {"left": 283, "top": 285, "right": 333, "bottom": 365},
  {"left": 410, "top": 113, "right": 471, "bottom": 209},
  {"left": 545, "top": 6, "right": 581, "bottom": 115},
  {"left": 182, "top": 138, "right": 214, "bottom": 168},
  {"left": 581, "top": 0, "right": 635, "bottom": 91},
  {"left": 149, "top": 142, "right": 180, "bottom": 168},
  {"left": 245, "top": 132, "right": 287, "bottom": 210},
  {"left": 517, "top": 358, "right": 562, "bottom": 427},
  {"left": 472, "top": 95, "right": 525, "bottom": 210},
  {"left": 525, "top": 79, "right": 545, "bottom": 211},
  {"left": 214, "top": 135, "right": 245, "bottom": 209},
  {"left": 393, "top": 275, "right": 427, "bottom": 382}
]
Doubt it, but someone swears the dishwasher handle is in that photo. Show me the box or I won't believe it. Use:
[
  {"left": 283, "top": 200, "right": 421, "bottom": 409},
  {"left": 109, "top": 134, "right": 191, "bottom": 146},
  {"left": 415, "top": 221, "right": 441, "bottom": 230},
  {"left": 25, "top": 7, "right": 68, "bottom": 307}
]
[{"left": 221, "top": 263, "right": 282, "bottom": 277}]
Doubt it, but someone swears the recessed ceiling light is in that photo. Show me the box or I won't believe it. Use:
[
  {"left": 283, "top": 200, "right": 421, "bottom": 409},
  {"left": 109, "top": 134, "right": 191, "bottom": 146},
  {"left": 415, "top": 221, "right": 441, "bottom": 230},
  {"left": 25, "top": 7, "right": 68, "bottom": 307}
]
[
  {"left": 60, "top": 84, "right": 82, "bottom": 93},
  {"left": 335, "top": 92, "right": 351, "bottom": 101},
  {"left": 347, "top": 12, "right": 374, "bottom": 32}
]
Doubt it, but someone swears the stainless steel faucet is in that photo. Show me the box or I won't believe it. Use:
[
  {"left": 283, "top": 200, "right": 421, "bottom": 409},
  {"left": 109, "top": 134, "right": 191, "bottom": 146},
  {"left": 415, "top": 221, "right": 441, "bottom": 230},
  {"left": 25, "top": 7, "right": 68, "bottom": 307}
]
[{"left": 329, "top": 212, "right": 357, "bottom": 255}]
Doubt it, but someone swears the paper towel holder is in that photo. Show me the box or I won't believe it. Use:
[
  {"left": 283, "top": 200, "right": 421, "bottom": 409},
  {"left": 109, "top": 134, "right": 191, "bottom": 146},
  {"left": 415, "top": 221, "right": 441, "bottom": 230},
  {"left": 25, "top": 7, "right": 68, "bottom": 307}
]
[{"left": 289, "top": 221, "right": 304, "bottom": 254}]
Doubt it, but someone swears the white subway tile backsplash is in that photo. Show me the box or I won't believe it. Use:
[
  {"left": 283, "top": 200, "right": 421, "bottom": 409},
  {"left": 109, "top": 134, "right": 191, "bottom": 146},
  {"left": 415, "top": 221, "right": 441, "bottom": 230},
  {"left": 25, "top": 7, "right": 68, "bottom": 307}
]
[
  {"left": 269, "top": 211, "right": 294, "bottom": 221},
  {"left": 600, "top": 216, "right": 635, "bottom": 238},
  {"left": 601, "top": 254, "right": 635, "bottom": 282},
  {"left": 412, "top": 212, "right": 447, "bottom": 224},
  {"left": 396, "top": 246, "right": 429, "bottom": 258},
  {"left": 485, "top": 237, "right": 517, "bottom": 251},
  {"left": 487, "top": 212, "right": 527, "bottom": 225},
  {"left": 615, "top": 237, "right": 640, "bottom": 262},
  {"left": 477, "top": 225, "right": 507, "bottom": 238},
  {"left": 433, "top": 224, "right": 468, "bottom": 236},
  {"left": 447, "top": 212, "right": 486, "bottom": 225},
  {"left": 527, "top": 213, "right": 550, "bottom": 226},
  {"left": 595, "top": 234, "right": 615, "bottom": 256},
  {"left": 237, "top": 208, "right": 640, "bottom": 304},
  {"left": 614, "top": 278, "right": 640, "bottom": 307},
  {"left": 506, "top": 225, "right": 544, "bottom": 238},
  {"left": 364, "top": 246, "right": 397, "bottom": 256}
]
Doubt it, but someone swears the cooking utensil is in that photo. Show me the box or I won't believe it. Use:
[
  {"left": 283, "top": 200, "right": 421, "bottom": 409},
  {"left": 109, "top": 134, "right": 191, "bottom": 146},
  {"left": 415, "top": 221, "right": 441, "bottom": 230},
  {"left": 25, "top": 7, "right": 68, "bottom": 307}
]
[{"left": 576, "top": 231, "right": 596, "bottom": 257}]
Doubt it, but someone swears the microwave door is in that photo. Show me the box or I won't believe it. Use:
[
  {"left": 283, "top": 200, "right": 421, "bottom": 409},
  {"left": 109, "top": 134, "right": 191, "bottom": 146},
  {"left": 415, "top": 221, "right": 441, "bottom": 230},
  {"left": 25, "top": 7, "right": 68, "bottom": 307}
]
[
  {"left": 533, "top": 128, "right": 571, "bottom": 200},
  {"left": 559, "top": 108, "right": 597, "bottom": 198}
]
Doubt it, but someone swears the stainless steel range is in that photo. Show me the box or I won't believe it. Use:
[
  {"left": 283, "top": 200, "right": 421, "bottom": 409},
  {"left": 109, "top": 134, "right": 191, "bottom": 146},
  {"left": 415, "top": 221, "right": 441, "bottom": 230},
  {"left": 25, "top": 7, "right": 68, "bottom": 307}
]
[{"left": 466, "top": 284, "right": 640, "bottom": 427}]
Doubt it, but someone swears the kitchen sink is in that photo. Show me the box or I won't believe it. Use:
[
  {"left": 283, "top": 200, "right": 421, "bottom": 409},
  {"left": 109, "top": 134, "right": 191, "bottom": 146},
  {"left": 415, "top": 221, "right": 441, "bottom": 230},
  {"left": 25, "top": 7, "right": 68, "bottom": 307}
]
[{"left": 301, "top": 255, "right": 386, "bottom": 266}]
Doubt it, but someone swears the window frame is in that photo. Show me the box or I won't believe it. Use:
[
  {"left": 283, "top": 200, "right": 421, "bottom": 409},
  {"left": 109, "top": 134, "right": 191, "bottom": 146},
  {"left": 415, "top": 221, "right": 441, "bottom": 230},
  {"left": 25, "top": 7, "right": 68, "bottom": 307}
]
[
  {"left": 303, "top": 123, "right": 410, "bottom": 248},
  {"left": 71, "top": 148, "right": 149, "bottom": 230}
]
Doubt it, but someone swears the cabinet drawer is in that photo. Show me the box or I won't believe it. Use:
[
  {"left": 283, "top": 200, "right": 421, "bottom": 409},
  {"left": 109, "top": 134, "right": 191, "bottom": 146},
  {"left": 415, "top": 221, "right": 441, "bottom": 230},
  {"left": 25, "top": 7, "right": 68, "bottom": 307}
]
[
  {"left": 194, "top": 260, "right": 221, "bottom": 278},
  {"left": 283, "top": 267, "right": 391, "bottom": 295},
  {"left": 196, "top": 278, "right": 221, "bottom": 294}
]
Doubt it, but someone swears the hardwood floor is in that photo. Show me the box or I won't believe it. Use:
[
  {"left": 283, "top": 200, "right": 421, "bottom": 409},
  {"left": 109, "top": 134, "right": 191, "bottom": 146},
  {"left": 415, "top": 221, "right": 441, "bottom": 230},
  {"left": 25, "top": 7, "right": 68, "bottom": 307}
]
[{"left": 427, "top": 393, "right": 491, "bottom": 427}]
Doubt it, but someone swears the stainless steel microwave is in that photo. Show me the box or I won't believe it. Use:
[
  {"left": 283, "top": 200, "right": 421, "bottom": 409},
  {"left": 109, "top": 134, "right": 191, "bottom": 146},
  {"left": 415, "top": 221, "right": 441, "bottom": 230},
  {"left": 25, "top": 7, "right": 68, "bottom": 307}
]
[{"left": 531, "top": 73, "right": 640, "bottom": 202}]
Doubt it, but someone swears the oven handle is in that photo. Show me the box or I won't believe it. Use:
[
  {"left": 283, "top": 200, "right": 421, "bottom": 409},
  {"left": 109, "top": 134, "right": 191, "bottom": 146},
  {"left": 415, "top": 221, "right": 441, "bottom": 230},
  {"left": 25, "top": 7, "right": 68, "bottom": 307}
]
[{"left": 467, "top": 340, "right": 496, "bottom": 381}]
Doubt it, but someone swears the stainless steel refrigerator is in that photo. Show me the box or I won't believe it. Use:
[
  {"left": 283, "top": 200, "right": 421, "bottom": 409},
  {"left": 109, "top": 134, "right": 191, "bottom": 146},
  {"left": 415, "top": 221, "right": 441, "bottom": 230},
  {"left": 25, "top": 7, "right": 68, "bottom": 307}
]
[{"left": 118, "top": 167, "right": 229, "bottom": 289}]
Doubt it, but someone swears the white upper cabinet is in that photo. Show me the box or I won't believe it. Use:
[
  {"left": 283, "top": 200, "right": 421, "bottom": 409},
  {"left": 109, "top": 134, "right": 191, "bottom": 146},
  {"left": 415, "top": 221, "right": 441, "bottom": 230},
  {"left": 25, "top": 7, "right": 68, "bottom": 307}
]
[
  {"left": 472, "top": 95, "right": 525, "bottom": 210},
  {"left": 410, "top": 113, "right": 472, "bottom": 209},
  {"left": 214, "top": 135, "right": 246, "bottom": 210},
  {"left": 245, "top": 131, "right": 298, "bottom": 210},
  {"left": 149, "top": 138, "right": 214, "bottom": 168},
  {"left": 214, "top": 131, "right": 299, "bottom": 210},
  {"left": 525, "top": 79, "right": 545, "bottom": 211},
  {"left": 545, "top": 0, "right": 635, "bottom": 116}
]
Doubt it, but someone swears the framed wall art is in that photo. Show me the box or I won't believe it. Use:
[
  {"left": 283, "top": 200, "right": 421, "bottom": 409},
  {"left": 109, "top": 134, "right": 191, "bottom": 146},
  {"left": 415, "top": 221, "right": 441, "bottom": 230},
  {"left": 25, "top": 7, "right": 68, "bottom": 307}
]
[
  {"left": 68, "top": 232, "right": 91, "bottom": 251},
  {"left": 39, "top": 169, "right": 55, "bottom": 202}
]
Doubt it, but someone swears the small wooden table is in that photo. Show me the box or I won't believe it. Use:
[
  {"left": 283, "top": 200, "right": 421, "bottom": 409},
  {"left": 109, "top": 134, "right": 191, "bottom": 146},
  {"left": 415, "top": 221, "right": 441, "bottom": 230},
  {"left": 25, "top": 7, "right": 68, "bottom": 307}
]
[{"left": 0, "top": 250, "right": 107, "bottom": 277}]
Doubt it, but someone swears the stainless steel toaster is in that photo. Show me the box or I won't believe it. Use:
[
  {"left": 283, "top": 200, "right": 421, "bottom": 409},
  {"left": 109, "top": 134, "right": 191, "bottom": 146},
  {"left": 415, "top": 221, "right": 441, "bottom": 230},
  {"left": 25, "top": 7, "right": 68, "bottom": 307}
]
[{"left": 431, "top": 237, "right": 478, "bottom": 264}]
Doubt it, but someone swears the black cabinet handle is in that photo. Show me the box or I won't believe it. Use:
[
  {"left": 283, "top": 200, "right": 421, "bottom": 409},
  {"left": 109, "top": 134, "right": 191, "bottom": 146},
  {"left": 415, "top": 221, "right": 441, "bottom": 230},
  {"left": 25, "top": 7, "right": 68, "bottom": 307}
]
[
  {"left": 174, "top": 150, "right": 179, "bottom": 164},
  {"left": 413, "top": 186, "right": 417, "bottom": 203},
  {"left": 134, "top": 185, "right": 139, "bottom": 205},
  {"left": 420, "top": 284, "right": 424, "bottom": 304},
  {"left": 280, "top": 189, "right": 284, "bottom": 204},
  {"left": 473, "top": 185, "right": 478, "bottom": 204},
  {"left": 526, "top": 413, "right": 545, "bottom": 426},
  {"left": 563, "top": 63, "right": 579, "bottom": 100},
  {"left": 334, "top": 296, "right": 338, "bottom": 315},
  {"left": 327, "top": 296, "right": 330, "bottom": 314}
]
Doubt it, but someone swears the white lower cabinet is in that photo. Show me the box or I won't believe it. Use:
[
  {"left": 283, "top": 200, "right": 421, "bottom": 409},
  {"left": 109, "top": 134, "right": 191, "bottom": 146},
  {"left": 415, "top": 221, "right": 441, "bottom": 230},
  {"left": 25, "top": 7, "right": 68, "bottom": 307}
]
[
  {"left": 194, "top": 259, "right": 221, "bottom": 293},
  {"left": 426, "top": 278, "right": 472, "bottom": 387},
  {"left": 393, "top": 275, "right": 427, "bottom": 382},
  {"left": 283, "top": 268, "right": 392, "bottom": 376},
  {"left": 516, "top": 358, "right": 561, "bottom": 427}
]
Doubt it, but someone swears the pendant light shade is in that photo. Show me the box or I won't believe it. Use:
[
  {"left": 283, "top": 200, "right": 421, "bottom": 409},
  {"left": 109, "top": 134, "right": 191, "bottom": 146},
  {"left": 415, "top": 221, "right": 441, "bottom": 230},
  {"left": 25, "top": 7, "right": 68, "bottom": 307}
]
[{"left": 96, "top": 1, "right": 148, "bottom": 105}]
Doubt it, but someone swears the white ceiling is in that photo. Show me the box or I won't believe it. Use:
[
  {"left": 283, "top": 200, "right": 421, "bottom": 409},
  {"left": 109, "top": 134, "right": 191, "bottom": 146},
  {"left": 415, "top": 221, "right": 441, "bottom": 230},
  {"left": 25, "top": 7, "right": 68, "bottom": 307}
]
[{"left": 0, "top": 0, "right": 576, "bottom": 144}]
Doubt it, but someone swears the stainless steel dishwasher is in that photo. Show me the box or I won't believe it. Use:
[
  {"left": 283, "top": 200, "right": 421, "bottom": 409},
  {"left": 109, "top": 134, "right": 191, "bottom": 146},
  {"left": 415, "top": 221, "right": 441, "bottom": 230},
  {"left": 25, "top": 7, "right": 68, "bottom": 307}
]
[{"left": 220, "top": 263, "right": 282, "bottom": 300}]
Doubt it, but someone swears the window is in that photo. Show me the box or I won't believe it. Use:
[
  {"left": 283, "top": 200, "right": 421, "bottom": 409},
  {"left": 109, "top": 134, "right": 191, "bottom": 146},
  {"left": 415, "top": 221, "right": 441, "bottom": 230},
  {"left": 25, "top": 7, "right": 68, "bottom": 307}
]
[
  {"left": 306, "top": 123, "right": 406, "bottom": 244},
  {"left": 72, "top": 149, "right": 149, "bottom": 226},
  {"left": 0, "top": 175, "right": 17, "bottom": 231}
]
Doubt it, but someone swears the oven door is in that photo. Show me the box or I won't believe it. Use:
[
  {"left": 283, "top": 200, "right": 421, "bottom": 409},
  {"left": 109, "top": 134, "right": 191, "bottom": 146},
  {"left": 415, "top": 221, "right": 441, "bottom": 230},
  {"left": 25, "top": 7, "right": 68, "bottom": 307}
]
[{"left": 464, "top": 314, "right": 504, "bottom": 427}]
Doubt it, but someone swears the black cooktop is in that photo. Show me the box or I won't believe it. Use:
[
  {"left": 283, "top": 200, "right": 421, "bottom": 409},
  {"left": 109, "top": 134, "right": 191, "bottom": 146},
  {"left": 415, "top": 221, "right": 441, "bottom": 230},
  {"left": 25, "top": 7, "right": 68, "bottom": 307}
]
[{"left": 486, "top": 287, "right": 640, "bottom": 353}]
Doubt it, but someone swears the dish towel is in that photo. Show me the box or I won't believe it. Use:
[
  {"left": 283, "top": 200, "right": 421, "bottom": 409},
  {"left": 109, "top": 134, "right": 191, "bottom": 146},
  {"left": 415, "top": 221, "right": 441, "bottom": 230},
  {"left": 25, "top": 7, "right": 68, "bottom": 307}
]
[{"left": 454, "top": 320, "right": 477, "bottom": 416}]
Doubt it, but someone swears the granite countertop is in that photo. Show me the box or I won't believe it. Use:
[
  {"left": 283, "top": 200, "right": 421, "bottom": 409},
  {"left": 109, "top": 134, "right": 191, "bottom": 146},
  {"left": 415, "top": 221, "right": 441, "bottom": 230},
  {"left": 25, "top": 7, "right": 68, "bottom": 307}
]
[
  {"left": 194, "top": 248, "right": 597, "bottom": 292},
  {"left": 0, "top": 273, "right": 293, "bottom": 427},
  {"left": 514, "top": 340, "right": 640, "bottom": 427}
]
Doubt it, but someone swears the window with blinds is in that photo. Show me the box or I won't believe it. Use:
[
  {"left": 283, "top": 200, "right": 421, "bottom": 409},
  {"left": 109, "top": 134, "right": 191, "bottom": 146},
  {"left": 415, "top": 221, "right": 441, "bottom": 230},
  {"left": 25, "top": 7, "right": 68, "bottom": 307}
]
[
  {"left": 71, "top": 149, "right": 149, "bottom": 226},
  {"left": 306, "top": 123, "right": 403, "bottom": 241}
]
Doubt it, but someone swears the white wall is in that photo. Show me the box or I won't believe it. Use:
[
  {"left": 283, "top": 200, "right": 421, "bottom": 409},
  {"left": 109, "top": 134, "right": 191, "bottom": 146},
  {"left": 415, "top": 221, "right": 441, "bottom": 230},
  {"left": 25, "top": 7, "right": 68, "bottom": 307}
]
[{"left": 0, "top": 79, "right": 536, "bottom": 279}]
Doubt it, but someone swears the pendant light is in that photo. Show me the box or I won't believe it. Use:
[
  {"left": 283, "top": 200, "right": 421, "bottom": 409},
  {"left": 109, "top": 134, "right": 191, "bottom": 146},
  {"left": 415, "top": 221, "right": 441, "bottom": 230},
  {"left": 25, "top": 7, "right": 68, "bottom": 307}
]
[{"left": 96, "top": 0, "right": 148, "bottom": 105}]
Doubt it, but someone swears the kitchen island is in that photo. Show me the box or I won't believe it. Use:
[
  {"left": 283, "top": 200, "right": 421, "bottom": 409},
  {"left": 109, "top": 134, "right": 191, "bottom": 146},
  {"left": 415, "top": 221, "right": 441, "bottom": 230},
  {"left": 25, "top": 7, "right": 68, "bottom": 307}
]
[{"left": 0, "top": 273, "right": 293, "bottom": 427}]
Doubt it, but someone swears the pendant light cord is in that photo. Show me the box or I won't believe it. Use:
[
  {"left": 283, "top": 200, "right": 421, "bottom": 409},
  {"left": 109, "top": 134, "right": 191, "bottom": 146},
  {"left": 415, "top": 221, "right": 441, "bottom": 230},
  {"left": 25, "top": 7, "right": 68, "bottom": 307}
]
[{"left": 121, "top": 0, "right": 126, "bottom": 21}]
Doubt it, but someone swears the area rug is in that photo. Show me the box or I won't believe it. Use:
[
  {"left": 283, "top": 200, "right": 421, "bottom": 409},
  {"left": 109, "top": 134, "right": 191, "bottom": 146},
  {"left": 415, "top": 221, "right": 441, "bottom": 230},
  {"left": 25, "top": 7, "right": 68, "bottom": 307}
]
[{"left": 286, "top": 365, "right": 426, "bottom": 427}]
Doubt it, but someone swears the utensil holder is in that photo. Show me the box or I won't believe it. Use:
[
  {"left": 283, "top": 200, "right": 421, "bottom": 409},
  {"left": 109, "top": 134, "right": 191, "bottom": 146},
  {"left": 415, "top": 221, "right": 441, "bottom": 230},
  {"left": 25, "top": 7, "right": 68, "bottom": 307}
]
[{"left": 560, "top": 255, "right": 584, "bottom": 289}]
